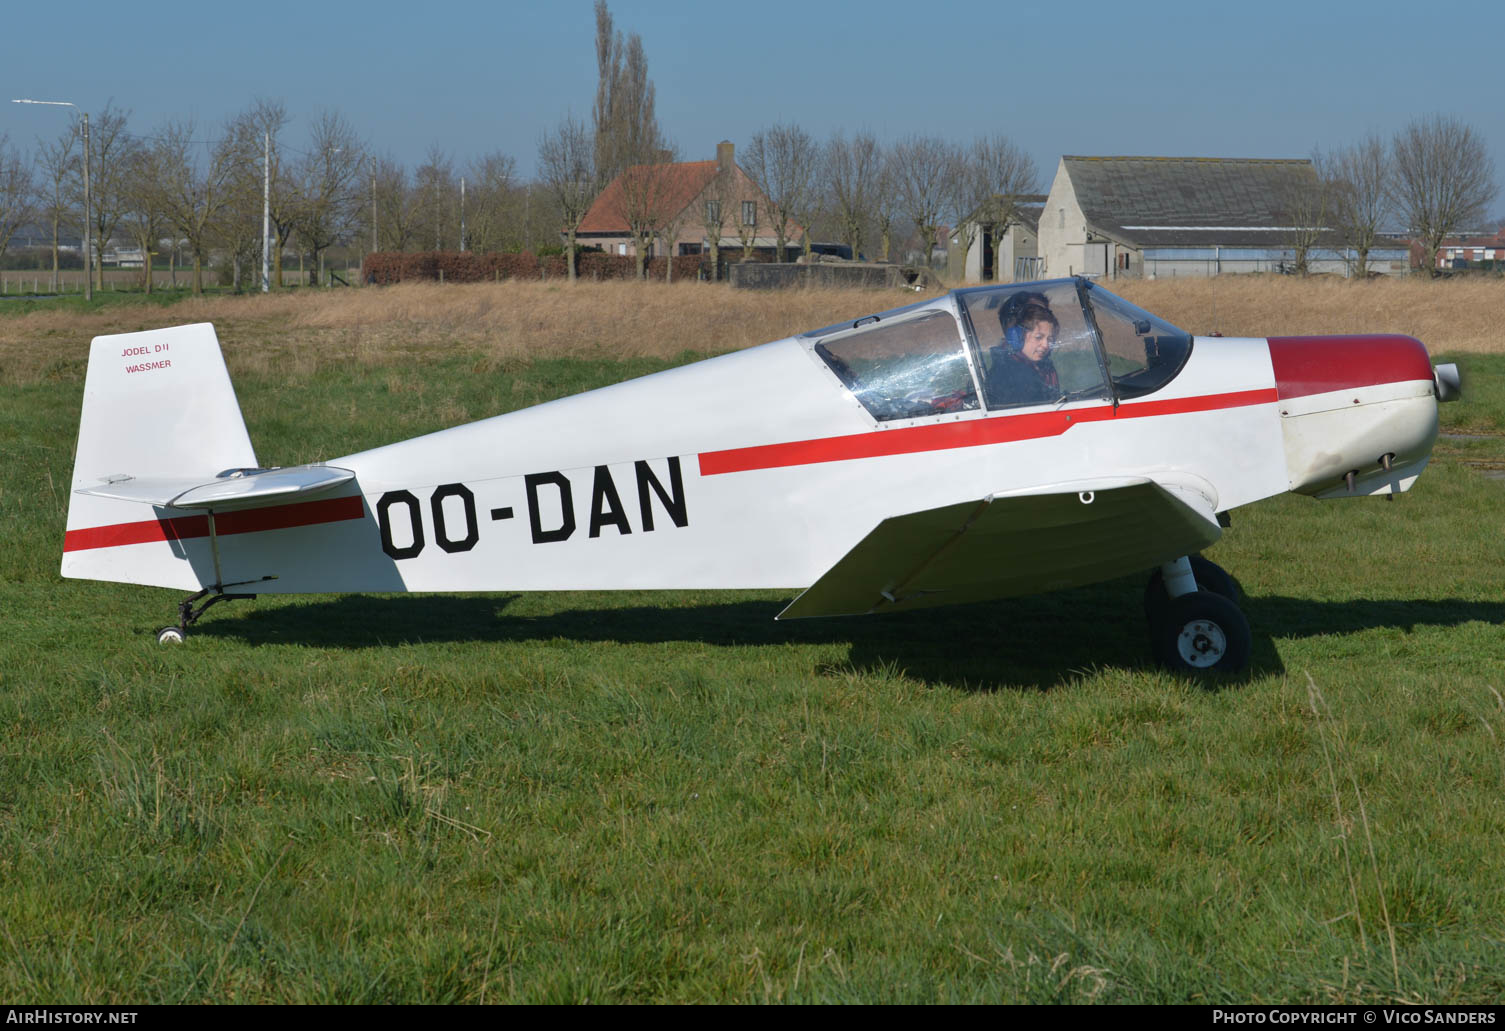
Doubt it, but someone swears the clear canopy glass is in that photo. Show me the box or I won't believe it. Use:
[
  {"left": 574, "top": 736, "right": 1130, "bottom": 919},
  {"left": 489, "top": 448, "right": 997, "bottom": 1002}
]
[{"left": 807, "top": 279, "right": 1195, "bottom": 421}]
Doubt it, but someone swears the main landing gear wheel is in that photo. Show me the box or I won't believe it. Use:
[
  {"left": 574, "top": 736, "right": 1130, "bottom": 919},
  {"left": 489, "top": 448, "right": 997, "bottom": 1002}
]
[
  {"left": 156, "top": 626, "right": 186, "bottom": 645},
  {"left": 1152, "top": 590, "right": 1251, "bottom": 675}
]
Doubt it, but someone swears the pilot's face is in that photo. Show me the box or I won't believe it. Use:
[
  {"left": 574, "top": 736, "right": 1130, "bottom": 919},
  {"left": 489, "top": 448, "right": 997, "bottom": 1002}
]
[{"left": 1021, "top": 323, "right": 1054, "bottom": 362}]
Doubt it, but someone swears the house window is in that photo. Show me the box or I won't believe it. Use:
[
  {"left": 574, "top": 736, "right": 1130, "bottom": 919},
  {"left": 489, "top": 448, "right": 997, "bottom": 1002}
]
[
  {"left": 705, "top": 200, "right": 721, "bottom": 224},
  {"left": 742, "top": 201, "right": 757, "bottom": 226},
  {"left": 1058, "top": 208, "right": 1065, "bottom": 229}
]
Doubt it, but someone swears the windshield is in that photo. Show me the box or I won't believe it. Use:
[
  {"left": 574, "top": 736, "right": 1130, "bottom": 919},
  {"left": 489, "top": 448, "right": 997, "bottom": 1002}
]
[
  {"left": 1081, "top": 284, "right": 1193, "bottom": 400},
  {"left": 955, "top": 280, "right": 1108, "bottom": 409}
]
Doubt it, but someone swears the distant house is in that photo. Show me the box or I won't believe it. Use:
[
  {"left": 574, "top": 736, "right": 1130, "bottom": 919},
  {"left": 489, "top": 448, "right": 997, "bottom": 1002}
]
[
  {"left": 1428, "top": 228, "right": 1505, "bottom": 270},
  {"left": 948, "top": 194, "right": 1046, "bottom": 283},
  {"left": 576, "top": 141, "right": 798, "bottom": 259},
  {"left": 1038, "top": 156, "right": 1409, "bottom": 279}
]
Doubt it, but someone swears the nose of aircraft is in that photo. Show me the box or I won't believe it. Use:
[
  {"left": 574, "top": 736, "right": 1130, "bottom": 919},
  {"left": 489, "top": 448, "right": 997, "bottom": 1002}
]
[{"left": 1267, "top": 334, "right": 1443, "bottom": 498}]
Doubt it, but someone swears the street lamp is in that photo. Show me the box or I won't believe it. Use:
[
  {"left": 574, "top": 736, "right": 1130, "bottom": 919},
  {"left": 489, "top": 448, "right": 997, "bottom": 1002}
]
[{"left": 13, "top": 99, "right": 91, "bottom": 301}]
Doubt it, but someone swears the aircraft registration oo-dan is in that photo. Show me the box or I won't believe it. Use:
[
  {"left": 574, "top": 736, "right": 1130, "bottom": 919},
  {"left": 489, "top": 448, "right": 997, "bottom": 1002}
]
[{"left": 62, "top": 277, "right": 1460, "bottom": 673}]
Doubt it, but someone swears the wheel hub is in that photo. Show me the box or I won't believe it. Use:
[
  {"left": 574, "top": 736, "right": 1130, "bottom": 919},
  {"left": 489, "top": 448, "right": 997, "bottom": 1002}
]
[{"left": 1176, "top": 619, "right": 1227, "bottom": 668}]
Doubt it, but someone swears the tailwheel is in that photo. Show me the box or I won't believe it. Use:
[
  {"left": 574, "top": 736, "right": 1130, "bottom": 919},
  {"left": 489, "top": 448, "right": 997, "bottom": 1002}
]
[
  {"left": 1153, "top": 589, "right": 1251, "bottom": 674},
  {"left": 156, "top": 626, "right": 186, "bottom": 645}
]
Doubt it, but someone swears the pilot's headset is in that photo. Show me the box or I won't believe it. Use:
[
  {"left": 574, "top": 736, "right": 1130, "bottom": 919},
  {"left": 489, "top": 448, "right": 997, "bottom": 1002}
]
[{"left": 999, "top": 291, "right": 1051, "bottom": 351}]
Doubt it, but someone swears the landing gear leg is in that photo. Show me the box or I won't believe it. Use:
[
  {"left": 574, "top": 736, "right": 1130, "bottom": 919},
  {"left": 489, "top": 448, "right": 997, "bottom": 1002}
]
[{"left": 1144, "top": 555, "right": 1251, "bottom": 674}]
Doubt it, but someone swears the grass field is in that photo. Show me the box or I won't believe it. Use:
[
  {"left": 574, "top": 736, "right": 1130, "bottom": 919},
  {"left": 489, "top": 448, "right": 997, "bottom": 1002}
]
[{"left": 1, "top": 280, "right": 1503, "bottom": 1003}]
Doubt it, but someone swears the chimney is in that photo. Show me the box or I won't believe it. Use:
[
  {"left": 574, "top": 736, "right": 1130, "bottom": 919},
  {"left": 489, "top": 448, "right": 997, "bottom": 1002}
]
[{"left": 717, "top": 140, "right": 734, "bottom": 173}]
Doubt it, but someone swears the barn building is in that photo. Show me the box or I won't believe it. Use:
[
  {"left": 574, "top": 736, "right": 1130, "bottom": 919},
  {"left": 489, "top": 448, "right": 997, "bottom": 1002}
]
[{"left": 1037, "top": 156, "right": 1409, "bottom": 280}]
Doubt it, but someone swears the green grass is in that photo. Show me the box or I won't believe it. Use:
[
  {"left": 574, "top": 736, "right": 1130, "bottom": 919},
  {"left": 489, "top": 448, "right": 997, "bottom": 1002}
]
[{"left": 1, "top": 350, "right": 1503, "bottom": 1003}]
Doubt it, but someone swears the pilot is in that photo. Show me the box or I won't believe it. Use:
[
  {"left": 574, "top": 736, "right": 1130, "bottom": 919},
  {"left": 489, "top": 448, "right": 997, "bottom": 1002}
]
[{"left": 985, "top": 300, "right": 1060, "bottom": 405}]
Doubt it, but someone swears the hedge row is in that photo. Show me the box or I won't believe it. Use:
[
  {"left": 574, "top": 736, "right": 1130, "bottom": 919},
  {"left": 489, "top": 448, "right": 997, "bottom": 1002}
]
[{"left": 362, "top": 251, "right": 706, "bottom": 284}]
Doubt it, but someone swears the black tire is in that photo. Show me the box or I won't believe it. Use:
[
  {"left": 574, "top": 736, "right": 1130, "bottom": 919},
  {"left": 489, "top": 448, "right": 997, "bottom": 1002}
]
[
  {"left": 1144, "top": 555, "right": 1240, "bottom": 626},
  {"left": 1152, "top": 590, "right": 1251, "bottom": 674},
  {"left": 156, "top": 626, "right": 185, "bottom": 645}
]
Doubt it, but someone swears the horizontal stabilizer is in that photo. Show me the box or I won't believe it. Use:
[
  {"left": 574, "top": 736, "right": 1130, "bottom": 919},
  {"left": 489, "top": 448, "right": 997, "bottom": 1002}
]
[
  {"left": 75, "top": 465, "right": 356, "bottom": 510},
  {"left": 779, "top": 476, "right": 1221, "bottom": 619}
]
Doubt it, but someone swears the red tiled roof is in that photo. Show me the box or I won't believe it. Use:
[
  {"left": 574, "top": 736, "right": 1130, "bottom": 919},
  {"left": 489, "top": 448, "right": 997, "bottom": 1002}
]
[{"left": 579, "top": 160, "right": 720, "bottom": 233}]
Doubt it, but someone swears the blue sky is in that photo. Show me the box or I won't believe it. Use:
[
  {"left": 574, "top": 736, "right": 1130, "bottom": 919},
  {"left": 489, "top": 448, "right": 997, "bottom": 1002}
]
[{"left": 5, "top": 0, "right": 1503, "bottom": 205}]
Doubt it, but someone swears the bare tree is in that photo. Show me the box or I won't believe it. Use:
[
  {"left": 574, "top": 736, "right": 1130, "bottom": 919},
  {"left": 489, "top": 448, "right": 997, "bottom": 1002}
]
[
  {"left": 414, "top": 145, "right": 457, "bottom": 252},
  {"left": 460, "top": 151, "right": 517, "bottom": 253},
  {"left": 733, "top": 190, "right": 760, "bottom": 261},
  {"left": 612, "top": 140, "right": 680, "bottom": 280},
  {"left": 890, "top": 134, "right": 959, "bottom": 267},
  {"left": 34, "top": 125, "right": 78, "bottom": 290},
  {"left": 539, "top": 115, "right": 599, "bottom": 282},
  {"left": 873, "top": 151, "right": 901, "bottom": 263},
  {"left": 215, "top": 114, "right": 269, "bottom": 291},
  {"left": 372, "top": 156, "right": 420, "bottom": 252},
  {"left": 824, "top": 132, "right": 881, "bottom": 262},
  {"left": 154, "top": 119, "right": 247, "bottom": 294},
  {"left": 1392, "top": 115, "right": 1498, "bottom": 275},
  {"left": 119, "top": 144, "right": 170, "bottom": 293},
  {"left": 1325, "top": 135, "right": 1391, "bottom": 277},
  {"left": 744, "top": 124, "right": 817, "bottom": 260},
  {"left": 955, "top": 135, "right": 1038, "bottom": 282},
  {"left": 294, "top": 112, "right": 366, "bottom": 284},
  {"left": 1280, "top": 160, "right": 1331, "bottom": 276},
  {"left": 592, "top": 1, "right": 659, "bottom": 185},
  {"left": 0, "top": 134, "right": 34, "bottom": 264},
  {"left": 656, "top": 192, "right": 694, "bottom": 282},
  {"left": 79, "top": 104, "right": 138, "bottom": 289},
  {"left": 697, "top": 166, "right": 736, "bottom": 280}
]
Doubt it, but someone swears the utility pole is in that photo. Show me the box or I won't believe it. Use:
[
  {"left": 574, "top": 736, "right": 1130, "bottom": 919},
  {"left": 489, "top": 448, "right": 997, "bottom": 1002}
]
[
  {"left": 262, "top": 130, "right": 270, "bottom": 292},
  {"left": 12, "top": 99, "right": 91, "bottom": 300},
  {"left": 460, "top": 177, "right": 466, "bottom": 252},
  {"left": 371, "top": 159, "right": 377, "bottom": 253}
]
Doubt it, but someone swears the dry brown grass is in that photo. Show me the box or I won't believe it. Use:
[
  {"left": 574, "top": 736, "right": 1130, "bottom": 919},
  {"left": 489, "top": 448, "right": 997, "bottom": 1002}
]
[
  {"left": 1111, "top": 275, "right": 1504, "bottom": 354},
  {"left": 2, "top": 275, "right": 1500, "bottom": 386}
]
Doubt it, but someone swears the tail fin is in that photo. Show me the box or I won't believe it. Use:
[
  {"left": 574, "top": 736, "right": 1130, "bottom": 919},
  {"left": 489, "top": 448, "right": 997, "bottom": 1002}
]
[{"left": 62, "top": 324, "right": 256, "bottom": 589}]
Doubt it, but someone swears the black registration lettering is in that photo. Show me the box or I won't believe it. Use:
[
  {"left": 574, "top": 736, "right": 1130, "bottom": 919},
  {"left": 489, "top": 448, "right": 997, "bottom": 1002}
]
[
  {"left": 525, "top": 471, "right": 576, "bottom": 544},
  {"left": 376, "top": 490, "right": 425, "bottom": 559},
  {"left": 635, "top": 457, "right": 688, "bottom": 531},
  {"left": 431, "top": 483, "right": 480, "bottom": 553},
  {"left": 589, "top": 465, "right": 632, "bottom": 537}
]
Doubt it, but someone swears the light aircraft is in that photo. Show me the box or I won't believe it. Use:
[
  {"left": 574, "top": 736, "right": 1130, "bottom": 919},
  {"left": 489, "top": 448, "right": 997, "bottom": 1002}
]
[{"left": 61, "top": 277, "right": 1460, "bottom": 673}]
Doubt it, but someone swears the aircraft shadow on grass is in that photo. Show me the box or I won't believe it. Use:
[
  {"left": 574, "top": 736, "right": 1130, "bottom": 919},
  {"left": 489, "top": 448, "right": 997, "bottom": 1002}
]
[{"left": 194, "top": 584, "right": 1505, "bottom": 692}]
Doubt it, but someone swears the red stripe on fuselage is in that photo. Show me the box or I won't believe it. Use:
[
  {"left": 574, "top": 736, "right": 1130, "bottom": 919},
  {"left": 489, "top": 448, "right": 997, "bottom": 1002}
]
[
  {"left": 1267, "top": 335, "right": 1433, "bottom": 401},
  {"left": 697, "top": 388, "right": 1278, "bottom": 476},
  {"left": 63, "top": 494, "right": 366, "bottom": 553}
]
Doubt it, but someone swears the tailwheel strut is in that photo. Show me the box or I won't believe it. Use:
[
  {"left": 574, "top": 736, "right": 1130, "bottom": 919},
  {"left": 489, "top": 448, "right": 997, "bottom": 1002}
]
[
  {"left": 155, "top": 577, "right": 274, "bottom": 644},
  {"left": 152, "top": 507, "right": 276, "bottom": 644}
]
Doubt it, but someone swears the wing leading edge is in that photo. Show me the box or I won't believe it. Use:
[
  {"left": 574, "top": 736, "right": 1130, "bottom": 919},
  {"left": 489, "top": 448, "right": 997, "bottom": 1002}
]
[{"left": 777, "top": 477, "right": 1222, "bottom": 619}]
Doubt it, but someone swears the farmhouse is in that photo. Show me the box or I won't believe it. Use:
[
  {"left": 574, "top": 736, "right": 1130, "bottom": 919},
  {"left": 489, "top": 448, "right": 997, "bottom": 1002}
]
[
  {"left": 576, "top": 141, "right": 798, "bottom": 259},
  {"left": 1038, "top": 155, "right": 1409, "bottom": 280}
]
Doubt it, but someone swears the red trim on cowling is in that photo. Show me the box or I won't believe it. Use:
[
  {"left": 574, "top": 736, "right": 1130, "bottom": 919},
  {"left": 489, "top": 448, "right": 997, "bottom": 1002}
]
[
  {"left": 63, "top": 494, "right": 366, "bottom": 553},
  {"left": 1267, "top": 335, "right": 1433, "bottom": 401},
  {"left": 697, "top": 388, "right": 1278, "bottom": 476}
]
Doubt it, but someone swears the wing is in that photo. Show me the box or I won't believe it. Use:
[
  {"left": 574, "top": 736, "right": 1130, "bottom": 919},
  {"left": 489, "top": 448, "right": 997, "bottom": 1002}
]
[{"left": 777, "top": 476, "right": 1221, "bottom": 619}]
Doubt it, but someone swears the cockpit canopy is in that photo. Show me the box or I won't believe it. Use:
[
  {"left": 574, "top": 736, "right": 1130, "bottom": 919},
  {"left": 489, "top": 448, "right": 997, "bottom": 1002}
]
[{"left": 807, "top": 278, "right": 1193, "bottom": 423}]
